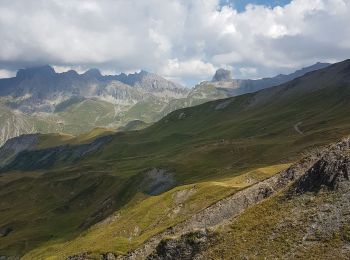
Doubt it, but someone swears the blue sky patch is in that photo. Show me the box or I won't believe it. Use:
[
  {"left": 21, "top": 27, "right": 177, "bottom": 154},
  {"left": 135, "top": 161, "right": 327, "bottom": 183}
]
[{"left": 220, "top": 0, "right": 292, "bottom": 12}]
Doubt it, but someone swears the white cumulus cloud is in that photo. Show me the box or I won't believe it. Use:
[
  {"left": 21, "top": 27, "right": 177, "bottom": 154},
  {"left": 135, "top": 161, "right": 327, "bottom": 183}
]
[{"left": 0, "top": 0, "right": 349, "bottom": 85}]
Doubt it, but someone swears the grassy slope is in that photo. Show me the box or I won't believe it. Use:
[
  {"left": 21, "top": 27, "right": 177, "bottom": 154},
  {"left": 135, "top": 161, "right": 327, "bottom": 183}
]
[
  {"left": 122, "top": 96, "right": 167, "bottom": 124},
  {"left": 117, "top": 120, "right": 150, "bottom": 132},
  {"left": 88, "top": 82, "right": 350, "bottom": 184},
  {"left": 35, "top": 127, "right": 116, "bottom": 149},
  {"left": 203, "top": 184, "right": 350, "bottom": 259},
  {"left": 1, "top": 61, "right": 350, "bottom": 257},
  {"left": 159, "top": 83, "right": 229, "bottom": 117},
  {"left": 56, "top": 99, "right": 119, "bottom": 134},
  {"left": 22, "top": 164, "right": 289, "bottom": 259}
]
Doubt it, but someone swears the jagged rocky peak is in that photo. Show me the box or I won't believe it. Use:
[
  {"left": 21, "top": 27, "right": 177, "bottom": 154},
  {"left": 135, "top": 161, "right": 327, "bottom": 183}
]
[
  {"left": 212, "top": 68, "right": 232, "bottom": 82},
  {"left": 83, "top": 68, "right": 102, "bottom": 78},
  {"left": 61, "top": 69, "right": 79, "bottom": 78},
  {"left": 114, "top": 70, "right": 150, "bottom": 86},
  {"left": 130, "top": 70, "right": 151, "bottom": 82},
  {"left": 16, "top": 65, "right": 56, "bottom": 79},
  {"left": 137, "top": 69, "right": 149, "bottom": 77}
]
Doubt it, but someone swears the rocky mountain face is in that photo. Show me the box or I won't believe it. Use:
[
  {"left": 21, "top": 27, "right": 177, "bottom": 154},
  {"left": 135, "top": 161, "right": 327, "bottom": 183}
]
[
  {"left": 112, "top": 70, "right": 185, "bottom": 97},
  {"left": 0, "top": 66, "right": 188, "bottom": 113},
  {"left": 0, "top": 66, "right": 189, "bottom": 145},
  {"left": 212, "top": 68, "right": 232, "bottom": 82}
]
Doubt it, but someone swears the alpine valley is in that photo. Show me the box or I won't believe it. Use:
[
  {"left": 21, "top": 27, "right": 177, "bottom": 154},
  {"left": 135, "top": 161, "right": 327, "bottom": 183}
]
[{"left": 1, "top": 58, "right": 350, "bottom": 260}]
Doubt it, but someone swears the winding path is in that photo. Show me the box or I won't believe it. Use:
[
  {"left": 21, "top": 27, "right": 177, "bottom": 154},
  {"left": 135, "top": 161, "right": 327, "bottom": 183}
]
[{"left": 294, "top": 122, "right": 304, "bottom": 135}]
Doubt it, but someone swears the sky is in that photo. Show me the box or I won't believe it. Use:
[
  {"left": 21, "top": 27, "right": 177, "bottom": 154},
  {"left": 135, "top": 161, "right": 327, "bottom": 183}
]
[
  {"left": 0, "top": 0, "right": 349, "bottom": 86},
  {"left": 221, "top": 0, "right": 292, "bottom": 11}
]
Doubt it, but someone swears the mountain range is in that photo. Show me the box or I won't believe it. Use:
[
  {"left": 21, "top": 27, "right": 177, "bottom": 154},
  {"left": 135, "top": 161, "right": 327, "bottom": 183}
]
[
  {"left": 0, "top": 62, "right": 330, "bottom": 146},
  {"left": 0, "top": 59, "right": 349, "bottom": 259},
  {"left": 0, "top": 66, "right": 188, "bottom": 145}
]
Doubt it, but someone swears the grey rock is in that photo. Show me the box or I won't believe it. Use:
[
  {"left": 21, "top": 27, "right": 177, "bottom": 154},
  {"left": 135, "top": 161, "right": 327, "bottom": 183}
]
[
  {"left": 292, "top": 138, "right": 350, "bottom": 194},
  {"left": 140, "top": 168, "right": 176, "bottom": 196},
  {"left": 66, "top": 252, "right": 90, "bottom": 260},
  {"left": 147, "top": 230, "right": 215, "bottom": 260},
  {"left": 103, "top": 253, "right": 117, "bottom": 260},
  {"left": 212, "top": 68, "right": 232, "bottom": 82}
]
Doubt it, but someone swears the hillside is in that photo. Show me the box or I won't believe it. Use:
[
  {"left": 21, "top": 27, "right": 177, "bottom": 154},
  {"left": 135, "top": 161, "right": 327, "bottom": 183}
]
[
  {"left": 0, "top": 59, "right": 350, "bottom": 259},
  {"left": 147, "top": 137, "right": 350, "bottom": 259}
]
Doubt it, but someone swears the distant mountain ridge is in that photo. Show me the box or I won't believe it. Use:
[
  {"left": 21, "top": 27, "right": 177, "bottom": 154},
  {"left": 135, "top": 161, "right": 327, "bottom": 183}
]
[
  {"left": 0, "top": 62, "right": 331, "bottom": 145},
  {"left": 200, "top": 62, "right": 331, "bottom": 97},
  {"left": 0, "top": 65, "right": 187, "bottom": 113},
  {"left": 0, "top": 66, "right": 189, "bottom": 145},
  {"left": 158, "top": 62, "right": 331, "bottom": 116}
]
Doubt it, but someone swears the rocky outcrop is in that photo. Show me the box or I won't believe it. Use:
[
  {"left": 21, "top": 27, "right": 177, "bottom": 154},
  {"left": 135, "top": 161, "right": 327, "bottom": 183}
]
[
  {"left": 292, "top": 139, "right": 350, "bottom": 194},
  {"left": 212, "top": 69, "right": 232, "bottom": 82},
  {"left": 147, "top": 230, "right": 216, "bottom": 260},
  {"left": 139, "top": 168, "right": 176, "bottom": 196}
]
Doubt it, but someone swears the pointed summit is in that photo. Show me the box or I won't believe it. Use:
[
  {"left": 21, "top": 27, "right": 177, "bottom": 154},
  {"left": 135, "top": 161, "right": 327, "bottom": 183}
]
[
  {"left": 83, "top": 68, "right": 102, "bottom": 78},
  {"left": 212, "top": 68, "right": 232, "bottom": 82}
]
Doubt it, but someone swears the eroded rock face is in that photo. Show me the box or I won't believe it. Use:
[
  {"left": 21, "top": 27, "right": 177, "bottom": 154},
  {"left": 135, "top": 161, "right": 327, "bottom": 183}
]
[
  {"left": 140, "top": 168, "right": 176, "bottom": 195},
  {"left": 292, "top": 141, "right": 350, "bottom": 194}
]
